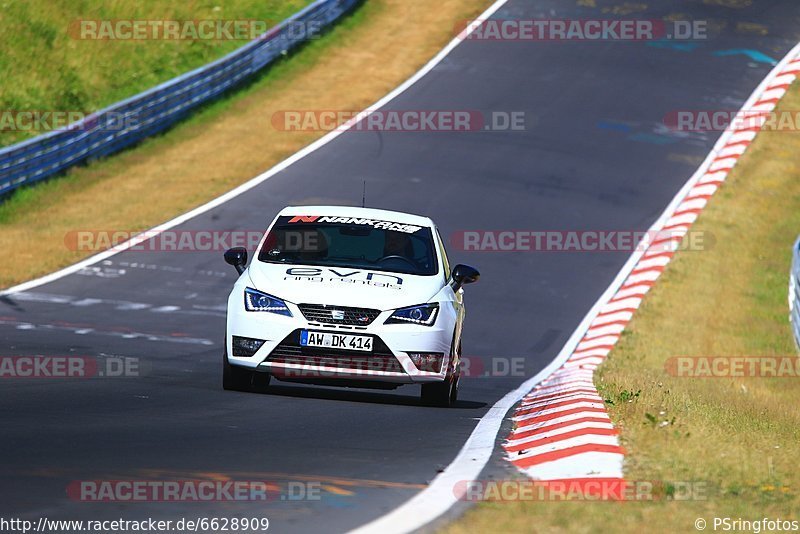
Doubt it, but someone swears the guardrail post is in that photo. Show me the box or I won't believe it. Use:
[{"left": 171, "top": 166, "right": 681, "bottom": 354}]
[{"left": 790, "top": 236, "right": 800, "bottom": 351}]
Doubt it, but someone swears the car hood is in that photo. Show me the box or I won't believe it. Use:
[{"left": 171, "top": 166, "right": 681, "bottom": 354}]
[{"left": 247, "top": 261, "right": 444, "bottom": 311}]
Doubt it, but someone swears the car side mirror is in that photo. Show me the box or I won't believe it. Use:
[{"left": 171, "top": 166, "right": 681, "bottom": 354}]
[
  {"left": 450, "top": 264, "right": 480, "bottom": 291},
  {"left": 224, "top": 247, "right": 248, "bottom": 275}
]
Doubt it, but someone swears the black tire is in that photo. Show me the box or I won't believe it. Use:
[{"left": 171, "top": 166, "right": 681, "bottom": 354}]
[
  {"left": 251, "top": 369, "right": 271, "bottom": 391},
  {"left": 420, "top": 339, "right": 462, "bottom": 407},
  {"left": 450, "top": 370, "right": 460, "bottom": 405},
  {"left": 223, "top": 348, "right": 271, "bottom": 392},
  {"left": 421, "top": 372, "right": 458, "bottom": 407}
]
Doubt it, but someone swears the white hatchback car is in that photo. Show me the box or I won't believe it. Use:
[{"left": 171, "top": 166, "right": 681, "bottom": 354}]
[{"left": 222, "top": 206, "right": 479, "bottom": 407}]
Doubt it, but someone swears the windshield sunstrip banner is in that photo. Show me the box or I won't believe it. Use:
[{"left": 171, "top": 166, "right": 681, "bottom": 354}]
[{"left": 286, "top": 216, "right": 423, "bottom": 234}]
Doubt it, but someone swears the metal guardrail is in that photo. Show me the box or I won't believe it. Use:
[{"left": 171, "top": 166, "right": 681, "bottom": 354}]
[
  {"left": 0, "top": 0, "right": 359, "bottom": 196},
  {"left": 790, "top": 236, "right": 800, "bottom": 350},
  {"left": 791, "top": 237, "right": 800, "bottom": 349}
]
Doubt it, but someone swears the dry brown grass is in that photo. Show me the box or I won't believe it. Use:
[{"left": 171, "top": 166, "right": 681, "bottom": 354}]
[{"left": 0, "top": 0, "right": 490, "bottom": 288}]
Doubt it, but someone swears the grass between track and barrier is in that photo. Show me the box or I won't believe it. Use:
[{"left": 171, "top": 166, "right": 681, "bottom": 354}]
[
  {"left": 0, "top": 0, "right": 313, "bottom": 147},
  {"left": 0, "top": 0, "right": 492, "bottom": 288},
  {"left": 443, "top": 84, "right": 800, "bottom": 533}
]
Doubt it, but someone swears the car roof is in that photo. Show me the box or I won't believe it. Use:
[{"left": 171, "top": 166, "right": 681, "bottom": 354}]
[{"left": 277, "top": 206, "right": 435, "bottom": 228}]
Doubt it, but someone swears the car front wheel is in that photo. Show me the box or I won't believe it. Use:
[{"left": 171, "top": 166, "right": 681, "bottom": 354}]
[
  {"left": 421, "top": 371, "right": 459, "bottom": 407},
  {"left": 223, "top": 347, "right": 270, "bottom": 392}
]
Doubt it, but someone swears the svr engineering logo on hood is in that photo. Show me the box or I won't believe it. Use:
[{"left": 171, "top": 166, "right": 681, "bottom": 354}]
[{"left": 284, "top": 268, "right": 404, "bottom": 290}]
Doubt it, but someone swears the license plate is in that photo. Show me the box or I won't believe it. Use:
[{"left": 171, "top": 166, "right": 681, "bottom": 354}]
[{"left": 300, "top": 331, "right": 373, "bottom": 352}]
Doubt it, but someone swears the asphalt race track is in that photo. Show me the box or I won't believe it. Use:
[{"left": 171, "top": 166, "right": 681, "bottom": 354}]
[{"left": 2, "top": 1, "right": 800, "bottom": 532}]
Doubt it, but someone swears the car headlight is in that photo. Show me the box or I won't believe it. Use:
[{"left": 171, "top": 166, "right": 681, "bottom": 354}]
[
  {"left": 385, "top": 303, "right": 439, "bottom": 326},
  {"left": 244, "top": 288, "right": 292, "bottom": 316}
]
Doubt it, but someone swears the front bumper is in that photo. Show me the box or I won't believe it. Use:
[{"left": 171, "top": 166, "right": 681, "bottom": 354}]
[{"left": 226, "top": 298, "right": 455, "bottom": 384}]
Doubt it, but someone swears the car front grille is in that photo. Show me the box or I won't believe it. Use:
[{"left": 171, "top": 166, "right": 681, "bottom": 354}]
[
  {"left": 297, "top": 304, "right": 381, "bottom": 326},
  {"left": 266, "top": 330, "right": 405, "bottom": 374}
]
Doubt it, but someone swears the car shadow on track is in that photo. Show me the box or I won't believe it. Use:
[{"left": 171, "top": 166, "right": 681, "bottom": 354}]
[{"left": 247, "top": 383, "right": 487, "bottom": 409}]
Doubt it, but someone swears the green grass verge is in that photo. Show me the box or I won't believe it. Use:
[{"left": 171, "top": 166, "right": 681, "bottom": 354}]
[{"left": 0, "top": 0, "right": 312, "bottom": 146}]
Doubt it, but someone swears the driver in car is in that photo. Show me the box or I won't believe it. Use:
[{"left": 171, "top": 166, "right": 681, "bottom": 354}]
[{"left": 383, "top": 232, "right": 415, "bottom": 261}]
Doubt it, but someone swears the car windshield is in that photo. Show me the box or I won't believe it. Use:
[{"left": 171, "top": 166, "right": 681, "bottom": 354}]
[{"left": 258, "top": 215, "right": 439, "bottom": 276}]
